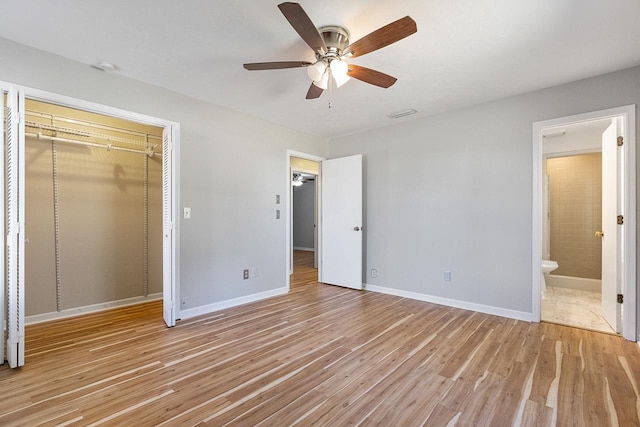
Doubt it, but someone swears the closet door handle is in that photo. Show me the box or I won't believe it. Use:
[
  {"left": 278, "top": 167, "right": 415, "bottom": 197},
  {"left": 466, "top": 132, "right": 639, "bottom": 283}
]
[{"left": 595, "top": 231, "right": 604, "bottom": 237}]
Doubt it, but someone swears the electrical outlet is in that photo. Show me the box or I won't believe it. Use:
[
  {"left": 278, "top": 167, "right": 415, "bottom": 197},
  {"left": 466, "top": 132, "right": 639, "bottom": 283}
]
[
  {"left": 444, "top": 271, "right": 452, "bottom": 282},
  {"left": 183, "top": 207, "right": 191, "bottom": 219},
  {"left": 181, "top": 298, "right": 187, "bottom": 307},
  {"left": 371, "top": 269, "right": 378, "bottom": 278},
  {"left": 275, "top": 210, "right": 280, "bottom": 219},
  {"left": 275, "top": 194, "right": 280, "bottom": 204},
  {"left": 243, "top": 269, "right": 249, "bottom": 280}
]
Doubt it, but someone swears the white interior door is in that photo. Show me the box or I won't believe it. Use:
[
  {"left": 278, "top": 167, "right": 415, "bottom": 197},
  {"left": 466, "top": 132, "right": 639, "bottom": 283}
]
[
  {"left": 162, "top": 126, "right": 176, "bottom": 327},
  {"left": 601, "top": 119, "right": 621, "bottom": 333},
  {"left": 5, "top": 88, "right": 25, "bottom": 367},
  {"left": 320, "top": 154, "right": 363, "bottom": 290}
]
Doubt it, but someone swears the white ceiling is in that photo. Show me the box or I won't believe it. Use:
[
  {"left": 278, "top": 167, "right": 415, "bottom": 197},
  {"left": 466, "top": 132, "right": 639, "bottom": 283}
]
[{"left": 2, "top": 0, "right": 640, "bottom": 139}]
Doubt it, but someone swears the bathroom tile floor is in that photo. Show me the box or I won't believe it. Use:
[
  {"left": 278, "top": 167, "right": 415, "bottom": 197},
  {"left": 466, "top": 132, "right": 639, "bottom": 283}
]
[{"left": 542, "top": 285, "right": 616, "bottom": 334}]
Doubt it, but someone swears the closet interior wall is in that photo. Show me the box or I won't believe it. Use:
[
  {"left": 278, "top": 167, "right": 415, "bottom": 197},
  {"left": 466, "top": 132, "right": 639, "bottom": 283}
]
[{"left": 24, "top": 99, "right": 163, "bottom": 316}]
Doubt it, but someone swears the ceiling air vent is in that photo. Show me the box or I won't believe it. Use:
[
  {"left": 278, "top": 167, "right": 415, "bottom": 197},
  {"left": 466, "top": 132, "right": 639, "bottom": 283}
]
[{"left": 387, "top": 108, "right": 418, "bottom": 119}]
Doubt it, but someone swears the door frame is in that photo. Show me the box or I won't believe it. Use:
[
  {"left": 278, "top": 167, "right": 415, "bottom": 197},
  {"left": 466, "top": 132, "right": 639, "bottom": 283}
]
[
  {"left": 286, "top": 150, "right": 325, "bottom": 290},
  {"left": 2, "top": 80, "right": 181, "bottom": 332},
  {"left": 532, "top": 105, "right": 636, "bottom": 341}
]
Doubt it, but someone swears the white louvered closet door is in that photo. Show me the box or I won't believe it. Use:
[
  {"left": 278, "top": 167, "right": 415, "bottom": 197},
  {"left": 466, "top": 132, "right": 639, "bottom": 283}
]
[
  {"left": 0, "top": 89, "right": 5, "bottom": 364},
  {"left": 162, "top": 126, "right": 175, "bottom": 327},
  {"left": 5, "top": 88, "right": 25, "bottom": 368}
]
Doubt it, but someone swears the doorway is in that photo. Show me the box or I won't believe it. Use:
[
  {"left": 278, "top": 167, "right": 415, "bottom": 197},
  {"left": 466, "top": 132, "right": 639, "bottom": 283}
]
[
  {"left": 532, "top": 105, "right": 636, "bottom": 341},
  {"left": 1, "top": 82, "right": 180, "bottom": 368},
  {"left": 24, "top": 99, "right": 164, "bottom": 323},
  {"left": 285, "top": 151, "right": 364, "bottom": 292},
  {"left": 540, "top": 120, "right": 610, "bottom": 333},
  {"left": 292, "top": 170, "right": 318, "bottom": 285},
  {"left": 287, "top": 151, "right": 323, "bottom": 290}
]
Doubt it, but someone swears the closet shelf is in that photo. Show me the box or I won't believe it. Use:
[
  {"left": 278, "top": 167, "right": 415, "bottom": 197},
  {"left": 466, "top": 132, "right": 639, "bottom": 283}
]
[{"left": 25, "top": 121, "right": 161, "bottom": 158}]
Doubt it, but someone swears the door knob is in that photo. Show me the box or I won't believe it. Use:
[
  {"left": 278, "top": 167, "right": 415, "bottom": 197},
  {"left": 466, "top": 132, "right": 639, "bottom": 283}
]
[
  {"left": 353, "top": 226, "right": 361, "bottom": 231},
  {"left": 595, "top": 231, "right": 604, "bottom": 237}
]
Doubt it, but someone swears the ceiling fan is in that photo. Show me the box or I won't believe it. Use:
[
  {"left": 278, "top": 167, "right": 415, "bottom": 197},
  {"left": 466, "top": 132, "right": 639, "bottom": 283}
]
[{"left": 243, "top": 2, "right": 417, "bottom": 99}]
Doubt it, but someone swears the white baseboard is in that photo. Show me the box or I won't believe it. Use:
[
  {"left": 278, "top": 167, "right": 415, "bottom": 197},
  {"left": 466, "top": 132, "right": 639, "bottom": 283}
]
[
  {"left": 26, "top": 292, "right": 163, "bottom": 325},
  {"left": 179, "top": 287, "right": 288, "bottom": 320},
  {"left": 293, "top": 247, "right": 314, "bottom": 252},
  {"left": 364, "top": 284, "right": 532, "bottom": 322},
  {"left": 547, "top": 274, "right": 601, "bottom": 293}
]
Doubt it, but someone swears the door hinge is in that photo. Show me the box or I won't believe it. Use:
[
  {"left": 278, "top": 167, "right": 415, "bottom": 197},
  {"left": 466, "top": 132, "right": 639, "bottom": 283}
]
[
  {"left": 617, "top": 215, "right": 624, "bottom": 225},
  {"left": 617, "top": 294, "right": 624, "bottom": 304},
  {"left": 617, "top": 136, "right": 624, "bottom": 146}
]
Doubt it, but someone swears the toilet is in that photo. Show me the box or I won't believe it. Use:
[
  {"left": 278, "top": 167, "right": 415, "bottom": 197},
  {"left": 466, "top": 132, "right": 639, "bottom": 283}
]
[{"left": 541, "top": 259, "right": 559, "bottom": 297}]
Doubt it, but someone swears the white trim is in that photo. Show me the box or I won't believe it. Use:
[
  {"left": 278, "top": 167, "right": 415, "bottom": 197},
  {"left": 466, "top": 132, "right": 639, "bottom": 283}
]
[
  {"left": 21, "top": 86, "right": 174, "bottom": 128},
  {"left": 293, "top": 246, "right": 315, "bottom": 252},
  {"left": 26, "top": 293, "right": 162, "bottom": 325},
  {"left": 286, "top": 150, "right": 325, "bottom": 292},
  {"left": 179, "top": 287, "right": 288, "bottom": 320},
  {"left": 532, "top": 105, "right": 636, "bottom": 341},
  {"left": 365, "top": 284, "right": 532, "bottom": 322}
]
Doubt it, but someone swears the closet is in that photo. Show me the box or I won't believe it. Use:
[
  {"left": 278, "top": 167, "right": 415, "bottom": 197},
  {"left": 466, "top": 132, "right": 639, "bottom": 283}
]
[{"left": 24, "top": 99, "right": 163, "bottom": 319}]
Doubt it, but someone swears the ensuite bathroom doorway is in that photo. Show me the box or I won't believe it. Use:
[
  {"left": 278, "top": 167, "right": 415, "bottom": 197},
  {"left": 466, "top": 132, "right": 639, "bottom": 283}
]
[{"left": 535, "top": 108, "right": 636, "bottom": 338}]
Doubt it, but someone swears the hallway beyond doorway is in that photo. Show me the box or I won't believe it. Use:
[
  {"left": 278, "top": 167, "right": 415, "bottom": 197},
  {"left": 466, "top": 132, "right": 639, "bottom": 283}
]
[{"left": 292, "top": 250, "right": 317, "bottom": 288}]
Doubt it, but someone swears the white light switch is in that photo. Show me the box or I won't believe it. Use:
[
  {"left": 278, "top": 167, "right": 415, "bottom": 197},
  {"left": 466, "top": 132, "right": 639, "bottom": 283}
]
[{"left": 183, "top": 207, "right": 191, "bottom": 219}]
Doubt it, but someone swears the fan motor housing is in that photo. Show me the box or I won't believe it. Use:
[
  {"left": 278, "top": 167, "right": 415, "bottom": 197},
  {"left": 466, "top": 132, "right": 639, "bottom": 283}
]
[{"left": 317, "top": 26, "right": 350, "bottom": 58}]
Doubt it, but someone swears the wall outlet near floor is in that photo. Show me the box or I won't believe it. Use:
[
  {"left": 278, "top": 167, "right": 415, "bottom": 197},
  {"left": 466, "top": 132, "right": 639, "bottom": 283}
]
[
  {"left": 275, "top": 210, "right": 280, "bottom": 219},
  {"left": 444, "top": 271, "right": 452, "bottom": 282},
  {"left": 181, "top": 298, "right": 187, "bottom": 307},
  {"left": 371, "top": 269, "right": 378, "bottom": 278},
  {"left": 183, "top": 207, "right": 191, "bottom": 219},
  {"left": 243, "top": 269, "right": 250, "bottom": 280}
]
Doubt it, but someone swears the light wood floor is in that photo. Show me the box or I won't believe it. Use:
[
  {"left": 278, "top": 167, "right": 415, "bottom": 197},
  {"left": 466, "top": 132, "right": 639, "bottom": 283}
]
[{"left": 1, "top": 254, "right": 639, "bottom": 426}]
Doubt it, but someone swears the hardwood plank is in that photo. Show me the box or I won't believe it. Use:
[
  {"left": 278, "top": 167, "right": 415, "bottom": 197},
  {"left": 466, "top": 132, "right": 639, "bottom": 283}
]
[
  {"left": 423, "top": 403, "right": 459, "bottom": 426},
  {"left": 528, "top": 338, "right": 558, "bottom": 404},
  {"left": 603, "top": 355, "right": 640, "bottom": 426},
  {"left": 557, "top": 355, "right": 586, "bottom": 426},
  {"left": 520, "top": 399, "right": 553, "bottom": 427}
]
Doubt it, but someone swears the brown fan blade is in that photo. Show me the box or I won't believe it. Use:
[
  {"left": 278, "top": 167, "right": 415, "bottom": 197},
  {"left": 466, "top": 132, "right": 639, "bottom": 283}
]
[
  {"left": 244, "top": 61, "right": 312, "bottom": 71},
  {"left": 348, "top": 65, "right": 397, "bottom": 88},
  {"left": 306, "top": 83, "right": 323, "bottom": 99},
  {"left": 344, "top": 16, "right": 417, "bottom": 58},
  {"left": 278, "top": 2, "right": 327, "bottom": 53}
]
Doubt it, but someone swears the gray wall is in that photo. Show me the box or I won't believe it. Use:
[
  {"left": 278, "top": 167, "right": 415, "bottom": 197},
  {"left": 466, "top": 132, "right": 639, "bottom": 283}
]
[
  {"left": 0, "top": 38, "right": 326, "bottom": 313},
  {"left": 3, "top": 36, "right": 640, "bottom": 338},
  {"left": 25, "top": 138, "right": 162, "bottom": 316},
  {"left": 293, "top": 181, "right": 315, "bottom": 250},
  {"left": 328, "top": 66, "right": 640, "bottom": 328}
]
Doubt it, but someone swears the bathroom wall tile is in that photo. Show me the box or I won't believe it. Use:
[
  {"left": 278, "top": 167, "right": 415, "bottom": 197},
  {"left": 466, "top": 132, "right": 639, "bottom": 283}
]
[{"left": 547, "top": 153, "right": 602, "bottom": 279}]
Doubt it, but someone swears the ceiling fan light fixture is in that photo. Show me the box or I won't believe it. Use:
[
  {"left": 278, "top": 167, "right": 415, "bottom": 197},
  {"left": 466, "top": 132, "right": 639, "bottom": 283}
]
[
  {"left": 330, "top": 59, "right": 350, "bottom": 88},
  {"left": 314, "top": 71, "right": 329, "bottom": 90},
  {"left": 307, "top": 61, "right": 327, "bottom": 82}
]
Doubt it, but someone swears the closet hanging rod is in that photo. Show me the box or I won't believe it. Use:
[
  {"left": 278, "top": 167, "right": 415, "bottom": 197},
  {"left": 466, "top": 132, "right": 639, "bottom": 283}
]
[
  {"left": 26, "top": 131, "right": 161, "bottom": 158},
  {"left": 25, "top": 109, "right": 162, "bottom": 143}
]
